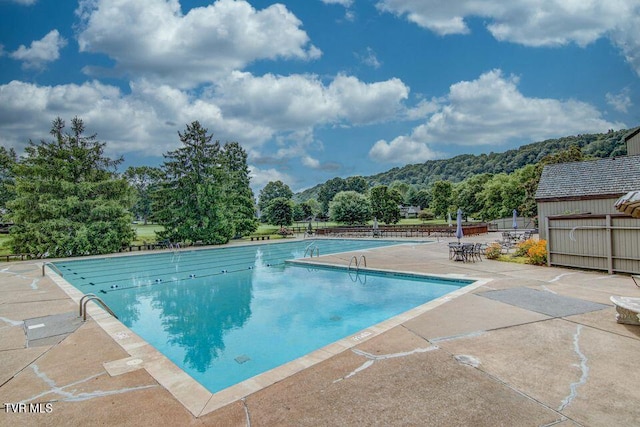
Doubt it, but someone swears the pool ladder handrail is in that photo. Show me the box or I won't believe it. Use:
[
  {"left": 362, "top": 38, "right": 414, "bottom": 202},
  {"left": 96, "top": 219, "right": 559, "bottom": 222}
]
[
  {"left": 304, "top": 244, "right": 319, "bottom": 257},
  {"left": 42, "top": 262, "right": 64, "bottom": 277},
  {"left": 348, "top": 255, "right": 367, "bottom": 271},
  {"left": 79, "top": 293, "right": 118, "bottom": 322}
]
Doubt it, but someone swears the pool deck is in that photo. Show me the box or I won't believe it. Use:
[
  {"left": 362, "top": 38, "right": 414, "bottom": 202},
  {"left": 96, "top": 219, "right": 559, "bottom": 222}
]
[{"left": 1, "top": 233, "right": 639, "bottom": 426}]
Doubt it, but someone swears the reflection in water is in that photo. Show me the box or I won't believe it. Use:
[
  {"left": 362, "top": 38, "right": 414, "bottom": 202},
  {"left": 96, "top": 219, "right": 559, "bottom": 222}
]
[
  {"left": 116, "top": 274, "right": 254, "bottom": 373},
  {"left": 157, "top": 275, "right": 253, "bottom": 372},
  {"left": 59, "top": 239, "right": 461, "bottom": 392}
]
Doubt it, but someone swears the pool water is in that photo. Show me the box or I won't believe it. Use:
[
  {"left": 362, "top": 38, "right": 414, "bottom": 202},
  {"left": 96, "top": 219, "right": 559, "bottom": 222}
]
[{"left": 54, "top": 239, "right": 471, "bottom": 394}]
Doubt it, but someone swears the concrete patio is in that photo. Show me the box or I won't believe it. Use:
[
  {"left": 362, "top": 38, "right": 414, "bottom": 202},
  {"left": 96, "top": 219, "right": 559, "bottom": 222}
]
[{"left": 1, "top": 233, "right": 639, "bottom": 426}]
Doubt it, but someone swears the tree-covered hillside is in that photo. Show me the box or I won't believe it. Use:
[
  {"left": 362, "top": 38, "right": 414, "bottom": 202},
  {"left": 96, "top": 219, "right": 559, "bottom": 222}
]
[{"left": 294, "top": 128, "right": 631, "bottom": 202}]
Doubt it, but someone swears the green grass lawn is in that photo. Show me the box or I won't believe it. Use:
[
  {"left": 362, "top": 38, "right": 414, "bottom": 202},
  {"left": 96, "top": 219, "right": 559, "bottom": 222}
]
[
  {"left": 0, "top": 234, "right": 11, "bottom": 256},
  {"left": 132, "top": 223, "right": 164, "bottom": 245}
]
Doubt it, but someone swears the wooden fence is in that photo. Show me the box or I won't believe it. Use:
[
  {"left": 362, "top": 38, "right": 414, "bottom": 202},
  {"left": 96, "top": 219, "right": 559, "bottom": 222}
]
[
  {"left": 546, "top": 214, "right": 640, "bottom": 274},
  {"left": 315, "top": 223, "right": 489, "bottom": 238}
]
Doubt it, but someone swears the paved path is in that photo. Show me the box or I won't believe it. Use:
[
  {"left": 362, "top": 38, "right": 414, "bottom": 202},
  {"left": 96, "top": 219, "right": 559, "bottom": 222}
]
[{"left": 1, "top": 233, "right": 639, "bottom": 426}]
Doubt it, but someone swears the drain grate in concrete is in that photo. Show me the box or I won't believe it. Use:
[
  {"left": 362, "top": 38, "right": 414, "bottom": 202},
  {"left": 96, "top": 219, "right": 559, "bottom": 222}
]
[
  {"left": 23, "top": 312, "right": 83, "bottom": 347},
  {"left": 478, "top": 288, "right": 608, "bottom": 317}
]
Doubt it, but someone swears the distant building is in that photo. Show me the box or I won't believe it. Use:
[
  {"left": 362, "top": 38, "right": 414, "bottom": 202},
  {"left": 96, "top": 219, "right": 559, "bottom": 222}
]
[
  {"left": 399, "top": 205, "right": 421, "bottom": 219},
  {"left": 626, "top": 126, "right": 640, "bottom": 155}
]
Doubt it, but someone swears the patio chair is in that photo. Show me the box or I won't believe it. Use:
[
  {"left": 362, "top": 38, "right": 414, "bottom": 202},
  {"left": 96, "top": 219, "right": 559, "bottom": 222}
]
[
  {"left": 472, "top": 243, "right": 485, "bottom": 261},
  {"left": 448, "top": 242, "right": 458, "bottom": 260},
  {"left": 463, "top": 243, "right": 476, "bottom": 262}
]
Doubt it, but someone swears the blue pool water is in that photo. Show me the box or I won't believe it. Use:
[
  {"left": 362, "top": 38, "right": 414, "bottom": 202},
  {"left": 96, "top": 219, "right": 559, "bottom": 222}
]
[{"left": 54, "top": 239, "right": 471, "bottom": 394}]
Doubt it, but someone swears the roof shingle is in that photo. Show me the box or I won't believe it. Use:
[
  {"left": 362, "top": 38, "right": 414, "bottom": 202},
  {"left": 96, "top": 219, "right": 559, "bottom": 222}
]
[{"left": 535, "top": 155, "right": 640, "bottom": 200}]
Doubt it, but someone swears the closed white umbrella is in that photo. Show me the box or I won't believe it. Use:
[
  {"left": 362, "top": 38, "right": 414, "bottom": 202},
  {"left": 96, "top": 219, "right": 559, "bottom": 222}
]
[
  {"left": 512, "top": 209, "right": 518, "bottom": 230},
  {"left": 455, "top": 209, "right": 464, "bottom": 243},
  {"left": 447, "top": 212, "right": 452, "bottom": 227}
]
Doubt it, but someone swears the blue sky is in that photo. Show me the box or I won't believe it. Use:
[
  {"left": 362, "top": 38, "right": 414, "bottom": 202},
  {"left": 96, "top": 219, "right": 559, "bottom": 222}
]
[{"left": 1, "top": 0, "right": 639, "bottom": 192}]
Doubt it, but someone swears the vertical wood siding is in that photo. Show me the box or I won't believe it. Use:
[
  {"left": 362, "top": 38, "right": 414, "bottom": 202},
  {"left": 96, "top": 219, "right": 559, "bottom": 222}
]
[{"left": 546, "top": 214, "right": 640, "bottom": 274}]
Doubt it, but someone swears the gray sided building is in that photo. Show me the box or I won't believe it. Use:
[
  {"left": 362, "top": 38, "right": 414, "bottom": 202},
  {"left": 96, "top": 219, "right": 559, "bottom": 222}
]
[{"left": 535, "top": 128, "right": 640, "bottom": 274}]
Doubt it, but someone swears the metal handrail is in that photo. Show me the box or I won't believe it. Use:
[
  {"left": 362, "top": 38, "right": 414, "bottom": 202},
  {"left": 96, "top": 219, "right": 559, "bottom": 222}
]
[
  {"left": 348, "top": 254, "right": 367, "bottom": 271},
  {"left": 348, "top": 255, "right": 358, "bottom": 270},
  {"left": 304, "top": 246, "right": 319, "bottom": 257},
  {"left": 42, "top": 262, "right": 64, "bottom": 277},
  {"left": 359, "top": 255, "right": 367, "bottom": 268},
  {"left": 79, "top": 294, "right": 97, "bottom": 317},
  {"left": 80, "top": 295, "right": 118, "bottom": 321}
]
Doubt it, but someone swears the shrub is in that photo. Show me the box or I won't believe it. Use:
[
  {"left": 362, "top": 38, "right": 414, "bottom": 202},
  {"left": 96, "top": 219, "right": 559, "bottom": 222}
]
[
  {"left": 515, "top": 238, "right": 536, "bottom": 257},
  {"left": 419, "top": 210, "right": 435, "bottom": 221},
  {"left": 485, "top": 242, "right": 502, "bottom": 260},
  {"left": 527, "top": 239, "right": 547, "bottom": 265}
]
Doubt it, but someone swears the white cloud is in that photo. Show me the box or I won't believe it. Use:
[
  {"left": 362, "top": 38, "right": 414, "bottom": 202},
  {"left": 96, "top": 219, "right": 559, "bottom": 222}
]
[
  {"left": 320, "top": 0, "right": 355, "bottom": 22},
  {"left": 356, "top": 47, "right": 382, "bottom": 69},
  {"left": 248, "top": 165, "right": 294, "bottom": 191},
  {"left": 376, "top": 0, "right": 640, "bottom": 74},
  {"left": 10, "top": 30, "right": 67, "bottom": 69},
  {"left": 0, "top": 70, "right": 410, "bottom": 166},
  {"left": 370, "top": 136, "right": 441, "bottom": 164},
  {"left": 404, "top": 98, "right": 440, "bottom": 120},
  {"left": 211, "top": 71, "right": 409, "bottom": 129},
  {"left": 327, "top": 75, "right": 409, "bottom": 124},
  {"left": 321, "top": 0, "right": 353, "bottom": 6},
  {"left": 370, "top": 69, "right": 625, "bottom": 164},
  {"left": 76, "top": 0, "right": 321, "bottom": 88},
  {"left": 6, "top": 0, "right": 37, "bottom": 4},
  {"left": 302, "top": 155, "right": 321, "bottom": 168},
  {"left": 606, "top": 88, "right": 632, "bottom": 113}
]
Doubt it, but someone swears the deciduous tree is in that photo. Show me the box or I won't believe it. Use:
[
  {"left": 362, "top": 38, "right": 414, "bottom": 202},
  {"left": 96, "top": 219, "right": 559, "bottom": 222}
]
[
  {"left": 258, "top": 180, "right": 293, "bottom": 212},
  {"left": 329, "top": 191, "right": 370, "bottom": 225},
  {"left": 430, "top": 180, "right": 453, "bottom": 218},
  {"left": 263, "top": 197, "right": 293, "bottom": 227},
  {"left": 369, "top": 185, "right": 402, "bottom": 224}
]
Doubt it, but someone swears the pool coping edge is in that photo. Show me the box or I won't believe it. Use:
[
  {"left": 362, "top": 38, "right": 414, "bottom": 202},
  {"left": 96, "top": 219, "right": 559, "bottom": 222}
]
[{"left": 43, "top": 258, "right": 490, "bottom": 418}]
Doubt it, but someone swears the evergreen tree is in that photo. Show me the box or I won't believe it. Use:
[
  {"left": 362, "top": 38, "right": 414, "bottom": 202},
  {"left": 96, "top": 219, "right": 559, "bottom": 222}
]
[
  {"left": 221, "top": 141, "right": 258, "bottom": 237},
  {"left": 154, "top": 121, "right": 232, "bottom": 245},
  {"left": 0, "top": 146, "right": 17, "bottom": 220},
  {"left": 8, "top": 117, "right": 134, "bottom": 257}
]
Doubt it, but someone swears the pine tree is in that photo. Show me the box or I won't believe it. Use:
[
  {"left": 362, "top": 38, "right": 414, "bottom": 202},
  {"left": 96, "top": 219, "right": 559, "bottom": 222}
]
[
  {"left": 0, "top": 146, "right": 17, "bottom": 220},
  {"left": 8, "top": 117, "right": 134, "bottom": 257},
  {"left": 221, "top": 141, "right": 258, "bottom": 237},
  {"left": 154, "top": 121, "right": 233, "bottom": 245}
]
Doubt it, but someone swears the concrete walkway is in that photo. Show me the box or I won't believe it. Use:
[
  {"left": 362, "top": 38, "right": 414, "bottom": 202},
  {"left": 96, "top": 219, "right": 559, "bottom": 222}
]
[{"left": 1, "top": 234, "right": 639, "bottom": 426}]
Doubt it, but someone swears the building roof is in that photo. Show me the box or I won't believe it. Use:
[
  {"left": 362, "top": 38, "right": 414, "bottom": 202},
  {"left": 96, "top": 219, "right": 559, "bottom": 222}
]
[
  {"left": 535, "top": 155, "right": 640, "bottom": 201},
  {"left": 625, "top": 127, "right": 640, "bottom": 142}
]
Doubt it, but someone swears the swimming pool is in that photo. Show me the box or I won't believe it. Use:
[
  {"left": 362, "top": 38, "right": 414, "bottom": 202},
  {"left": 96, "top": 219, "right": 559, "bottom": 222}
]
[{"left": 53, "top": 239, "right": 472, "bottom": 395}]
